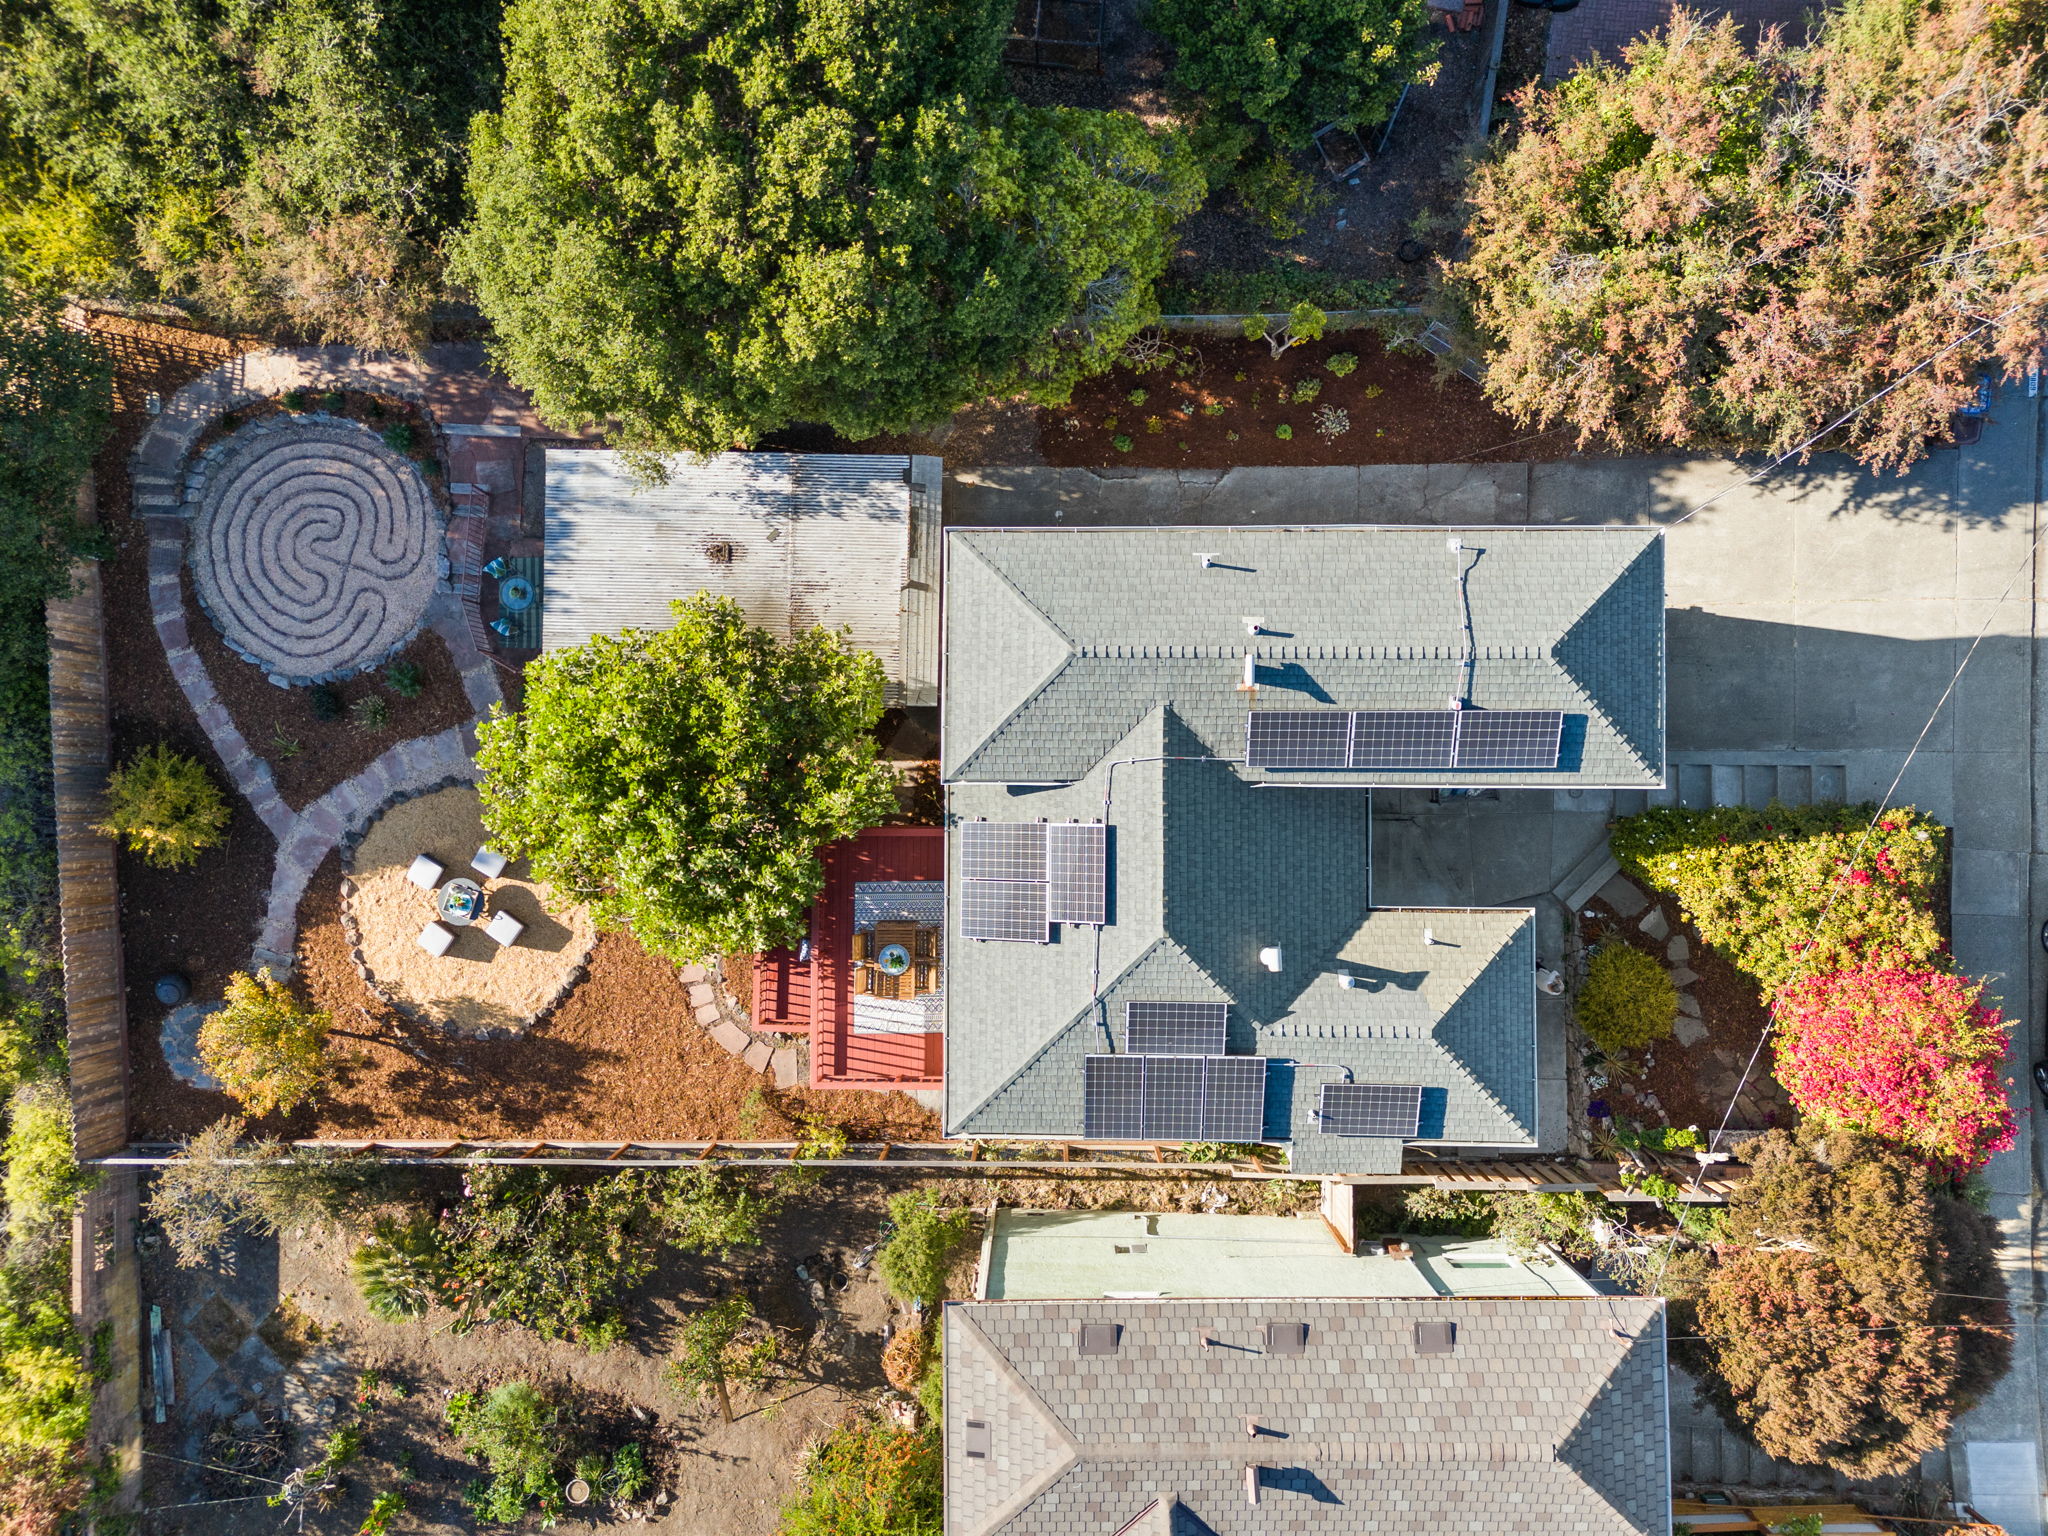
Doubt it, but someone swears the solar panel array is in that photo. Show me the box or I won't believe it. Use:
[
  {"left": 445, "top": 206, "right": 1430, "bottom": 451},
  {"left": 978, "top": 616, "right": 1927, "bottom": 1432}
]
[
  {"left": 958, "top": 819, "right": 1106, "bottom": 942},
  {"left": 1083, "top": 1054, "right": 1267, "bottom": 1141},
  {"left": 1124, "top": 1001, "right": 1228, "bottom": 1056},
  {"left": 1245, "top": 709, "right": 1564, "bottom": 771},
  {"left": 1317, "top": 1082, "right": 1424, "bottom": 1138},
  {"left": 1045, "top": 822, "right": 1107, "bottom": 925}
]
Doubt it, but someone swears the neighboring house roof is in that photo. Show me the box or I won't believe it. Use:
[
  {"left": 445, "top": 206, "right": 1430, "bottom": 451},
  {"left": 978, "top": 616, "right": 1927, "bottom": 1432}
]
[
  {"left": 942, "top": 709, "right": 1537, "bottom": 1163},
  {"left": 542, "top": 449, "right": 941, "bottom": 703},
  {"left": 944, "top": 1296, "right": 1671, "bottom": 1536},
  {"left": 942, "top": 526, "right": 1665, "bottom": 788}
]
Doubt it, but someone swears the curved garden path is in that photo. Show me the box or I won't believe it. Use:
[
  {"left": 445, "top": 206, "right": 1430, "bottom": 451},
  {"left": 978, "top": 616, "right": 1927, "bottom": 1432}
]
[{"left": 134, "top": 347, "right": 515, "bottom": 971}]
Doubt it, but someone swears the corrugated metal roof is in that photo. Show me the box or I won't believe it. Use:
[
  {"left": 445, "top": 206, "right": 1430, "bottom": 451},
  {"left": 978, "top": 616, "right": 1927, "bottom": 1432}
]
[{"left": 543, "top": 450, "right": 922, "bottom": 698}]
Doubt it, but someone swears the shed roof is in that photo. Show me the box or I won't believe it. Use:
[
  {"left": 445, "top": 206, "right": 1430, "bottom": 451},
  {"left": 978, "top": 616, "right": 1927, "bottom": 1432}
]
[
  {"left": 943, "top": 1296, "right": 1671, "bottom": 1536},
  {"left": 542, "top": 450, "right": 939, "bottom": 702}
]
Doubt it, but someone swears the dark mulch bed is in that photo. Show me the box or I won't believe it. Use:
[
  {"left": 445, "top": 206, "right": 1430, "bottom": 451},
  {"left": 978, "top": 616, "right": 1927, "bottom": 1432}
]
[
  {"left": 190, "top": 611, "right": 477, "bottom": 809},
  {"left": 1038, "top": 330, "right": 1575, "bottom": 467},
  {"left": 1579, "top": 894, "right": 1792, "bottom": 1134},
  {"left": 192, "top": 387, "right": 443, "bottom": 488}
]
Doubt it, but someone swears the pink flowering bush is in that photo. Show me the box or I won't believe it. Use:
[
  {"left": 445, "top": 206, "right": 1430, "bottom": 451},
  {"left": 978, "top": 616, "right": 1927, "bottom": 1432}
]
[
  {"left": 1611, "top": 802, "right": 1945, "bottom": 993},
  {"left": 1774, "top": 966, "right": 2017, "bottom": 1172}
]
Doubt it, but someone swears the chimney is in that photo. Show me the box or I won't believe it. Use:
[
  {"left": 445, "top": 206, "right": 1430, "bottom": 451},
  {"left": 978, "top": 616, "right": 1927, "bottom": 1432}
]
[
  {"left": 1244, "top": 1465, "right": 1265, "bottom": 1505},
  {"left": 1238, "top": 653, "right": 1258, "bottom": 692}
]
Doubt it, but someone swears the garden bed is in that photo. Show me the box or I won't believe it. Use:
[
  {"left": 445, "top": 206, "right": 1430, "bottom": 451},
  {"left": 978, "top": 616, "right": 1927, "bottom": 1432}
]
[{"left": 1037, "top": 331, "right": 1576, "bottom": 466}]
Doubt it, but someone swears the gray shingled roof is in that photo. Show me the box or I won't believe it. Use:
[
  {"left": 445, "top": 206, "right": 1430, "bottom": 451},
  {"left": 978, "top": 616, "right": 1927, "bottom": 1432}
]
[
  {"left": 944, "top": 713, "right": 1537, "bottom": 1160},
  {"left": 941, "top": 527, "right": 1664, "bottom": 788},
  {"left": 944, "top": 1297, "right": 1671, "bottom": 1536}
]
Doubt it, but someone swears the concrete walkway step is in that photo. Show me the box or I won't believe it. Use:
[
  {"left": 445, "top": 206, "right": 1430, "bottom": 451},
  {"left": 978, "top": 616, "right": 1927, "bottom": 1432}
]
[{"left": 1659, "top": 759, "right": 1848, "bottom": 810}]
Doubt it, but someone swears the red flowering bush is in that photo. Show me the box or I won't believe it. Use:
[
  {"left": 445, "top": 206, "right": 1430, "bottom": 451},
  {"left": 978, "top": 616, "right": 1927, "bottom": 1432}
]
[
  {"left": 1775, "top": 966, "right": 2017, "bottom": 1172},
  {"left": 1610, "top": 801, "right": 1945, "bottom": 993}
]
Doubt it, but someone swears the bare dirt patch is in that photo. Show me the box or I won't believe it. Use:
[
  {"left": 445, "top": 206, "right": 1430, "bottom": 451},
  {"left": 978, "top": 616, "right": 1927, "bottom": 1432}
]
[
  {"left": 1039, "top": 331, "right": 1574, "bottom": 467},
  {"left": 345, "top": 786, "right": 596, "bottom": 1033}
]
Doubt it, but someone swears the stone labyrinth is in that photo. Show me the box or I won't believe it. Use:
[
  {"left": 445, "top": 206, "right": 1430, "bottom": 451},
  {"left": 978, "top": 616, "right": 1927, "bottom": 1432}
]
[{"left": 190, "top": 416, "right": 442, "bottom": 682}]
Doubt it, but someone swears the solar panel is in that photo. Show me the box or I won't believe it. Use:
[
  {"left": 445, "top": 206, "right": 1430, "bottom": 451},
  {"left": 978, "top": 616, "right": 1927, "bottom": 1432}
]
[
  {"left": 1349, "top": 710, "right": 1456, "bottom": 770},
  {"left": 1083, "top": 1055, "right": 1268, "bottom": 1140},
  {"left": 1318, "top": 1082, "right": 1424, "bottom": 1138},
  {"left": 1203, "top": 1056, "right": 1269, "bottom": 1141},
  {"left": 1045, "top": 822, "right": 1107, "bottom": 925},
  {"left": 1083, "top": 1055, "right": 1145, "bottom": 1138},
  {"left": 960, "top": 820, "right": 1048, "bottom": 881},
  {"left": 1452, "top": 709, "right": 1565, "bottom": 770},
  {"left": 960, "top": 878, "right": 1049, "bottom": 943},
  {"left": 1245, "top": 711, "right": 1351, "bottom": 769},
  {"left": 1125, "top": 1001, "right": 1227, "bottom": 1055}
]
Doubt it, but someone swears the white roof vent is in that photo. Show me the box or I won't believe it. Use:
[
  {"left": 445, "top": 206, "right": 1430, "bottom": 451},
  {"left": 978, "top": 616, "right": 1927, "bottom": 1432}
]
[{"left": 1259, "top": 946, "right": 1283, "bottom": 972}]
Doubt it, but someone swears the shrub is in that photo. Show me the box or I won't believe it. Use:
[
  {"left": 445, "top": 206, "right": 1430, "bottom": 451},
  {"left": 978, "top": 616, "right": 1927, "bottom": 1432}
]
[
  {"left": 666, "top": 1295, "right": 775, "bottom": 1422},
  {"left": 916, "top": 1330, "right": 943, "bottom": 1424},
  {"left": 658, "top": 1168, "right": 776, "bottom": 1257},
  {"left": 0, "top": 930, "right": 62, "bottom": 1103},
  {"left": 876, "top": 1191, "right": 974, "bottom": 1308},
  {"left": 1112, "top": 434, "right": 1134, "bottom": 452},
  {"left": 348, "top": 695, "right": 389, "bottom": 733},
  {"left": 197, "top": 970, "right": 332, "bottom": 1118},
  {"left": 1289, "top": 378, "right": 1322, "bottom": 404},
  {"left": 308, "top": 684, "right": 343, "bottom": 721},
  {"left": 1774, "top": 966, "right": 2016, "bottom": 1172},
  {"left": 349, "top": 1216, "right": 446, "bottom": 1322},
  {"left": 1326, "top": 352, "right": 1359, "bottom": 377},
  {"left": 607, "top": 1442, "right": 650, "bottom": 1501},
  {"left": 384, "top": 659, "right": 423, "bottom": 698},
  {"left": 436, "top": 1168, "right": 665, "bottom": 1348},
  {"left": 379, "top": 421, "right": 415, "bottom": 454},
  {"left": 283, "top": 390, "right": 308, "bottom": 412},
  {"left": 778, "top": 1418, "right": 941, "bottom": 1536},
  {"left": 95, "top": 744, "right": 228, "bottom": 869},
  {"left": 1610, "top": 801, "right": 1945, "bottom": 994},
  {"left": 1313, "top": 404, "right": 1350, "bottom": 439},
  {"left": 0, "top": 1257, "right": 89, "bottom": 1478},
  {"left": 1, "top": 1084, "right": 92, "bottom": 1248},
  {"left": 1274, "top": 424, "right": 1293, "bottom": 440},
  {"left": 1126, "top": 388, "right": 1147, "bottom": 405},
  {"left": 1574, "top": 943, "right": 1677, "bottom": 1053},
  {"left": 320, "top": 389, "right": 346, "bottom": 413},
  {"left": 445, "top": 1382, "right": 567, "bottom": 1526},
  {"left": 143, "top": 1118, "right": 400, "bottom": 1266}
]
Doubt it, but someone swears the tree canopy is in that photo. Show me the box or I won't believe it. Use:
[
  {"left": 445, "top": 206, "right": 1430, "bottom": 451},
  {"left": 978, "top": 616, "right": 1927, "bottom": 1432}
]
[
  {"left": 0, "top": 0, "right": 501, "bottom": 347},
  {"left": 196, "top": 970, "right": 334, "bottom": 1118},
  {"left": 1152, "top": 0, "right": 1439, "bottom": 149},
  {"left": 452, "top": 0, "right": 1204, "bottom": 452},
  {"left": 1439, "top": 0, "right": 2048, "bottom": 469},
  {"left": 475, "top": 594, "right": 899, "bottom": 963},
  {"left": 1686, "top": 1127, "right": 2009, "bottom": 1475}
]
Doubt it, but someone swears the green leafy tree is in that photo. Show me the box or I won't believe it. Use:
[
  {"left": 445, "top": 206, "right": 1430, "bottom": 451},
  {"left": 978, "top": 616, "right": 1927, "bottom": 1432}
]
[
  {"left": 196, "top": 970, "right": 332, "bottom": 1117},
  {"left": 876, "top": 1190, "right": 974, "bottom": 1307},
  {"left": 144, "top": 1117, "right": 403, "bottom": 1266},
  {"left": 476, "top": 595, "right": 899, "bottom": 964},
  {"left": 94, "top": 743, "right": 228, "bottom": 870},
  {"left": 666, "top": 1295, "right": 776, "bottom": 1422},
  {"left": 0, "top": 1255, "right": 89, "bottom": 1520},
  {"left": 1, "top": 1082, "right": 93, "bottom": 1248},
  {"left": 659, "top": 1168, "right": 777, "bottom": 1258},
  {"left": 452, "top": 0, "right": 1203, "bottom": 452},
  {"left": 0, "top": 0, "right": 501, "bottom": 344},
  {"left": 1153, "top": 0, "right": 1440, "bottom": 148},
  {"left": 1440, "top": 0, "right": 2048, "bottom": 469},
  {"left": 445, "top": 1382, "right": 568, "bottom": 1526}
]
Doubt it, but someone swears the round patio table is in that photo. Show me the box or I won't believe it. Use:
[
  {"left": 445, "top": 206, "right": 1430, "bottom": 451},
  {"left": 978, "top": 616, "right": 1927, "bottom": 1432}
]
[
  {"left": 876, "top": 942, "right": 912, "bottom": 976},
  {"left": 437, "top": 876, "right": 484, "bottom": 927}
]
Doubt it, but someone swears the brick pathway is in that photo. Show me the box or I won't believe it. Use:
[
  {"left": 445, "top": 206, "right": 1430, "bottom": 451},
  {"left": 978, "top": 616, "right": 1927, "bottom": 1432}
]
[
  {"left": 1544, "top": 0, "right": 1822, "bottom": 78},
  {"left": 188, "top": 416, "right": 441, "bottom": 684}
]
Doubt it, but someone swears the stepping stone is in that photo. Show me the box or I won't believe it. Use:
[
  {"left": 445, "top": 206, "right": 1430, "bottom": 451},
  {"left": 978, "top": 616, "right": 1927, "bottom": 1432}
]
[
  {"left": 1673, "top": 1015, "right": 1710, "bottom": 1047},
  {"left": 708, "top": 1022, "right": 750, "bottom": 1055},
  {"left": 1675, "top": 993, "right": 1701, "bottom": 1018},
  {"left": 742, "top": 1039, "right": 773, "bottom": 1073},
  {"left": 771, "top": 1047, "right": 802, "bottom": 1088},
  {"left": 1595, "top": 874, "right": 1649, "bottom": 918},
  {"left": 1668, "top": 967, "right": 1698, "bottom": 988},
  {"left": 1639, "top": 908, "right": 1670, "bottom": 941},
  {"left": 1665, "top": 935, "right": 1690, "bottom": 963},
  {"left": 161, "top": 1003, "right": 225, "bottom": 1090}
]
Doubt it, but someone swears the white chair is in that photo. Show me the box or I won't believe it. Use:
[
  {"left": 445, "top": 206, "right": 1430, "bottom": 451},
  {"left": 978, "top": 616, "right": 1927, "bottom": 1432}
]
[
  {"left": 417, "top": 922, "right": 456, "bottom": 957},
  {"left": 484, "top": 910, "right": 525, "bottom": 948},
  {"left": 471, "top": 847, "right": 509, "bottom": 880},
  {"left": 406, "top": 855, "right": 444, "bottom": 889}
]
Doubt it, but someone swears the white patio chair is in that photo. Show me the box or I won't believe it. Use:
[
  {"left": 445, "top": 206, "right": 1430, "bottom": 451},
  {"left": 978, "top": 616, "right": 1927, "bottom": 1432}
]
[
  {"left": 484, "top": 910, "right": 525, "bottom": 948},
  {"left": 417, "top": 922, "right": 455, "bottom": 957},
  {"left": 406, "top": 855, "right": 444, "bottom": 889}
]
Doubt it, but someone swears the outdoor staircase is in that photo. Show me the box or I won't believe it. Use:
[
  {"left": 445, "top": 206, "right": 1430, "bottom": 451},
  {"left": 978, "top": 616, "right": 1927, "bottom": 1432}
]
[
  {"left": 1632, "top": 760, "right": 1850, "bottom": 814},
  {"left": 1669, "top": 1369, "right": 1862, "bottom": 1494}
]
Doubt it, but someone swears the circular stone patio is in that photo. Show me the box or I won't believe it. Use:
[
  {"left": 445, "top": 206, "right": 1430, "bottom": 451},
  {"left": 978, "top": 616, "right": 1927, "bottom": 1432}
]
[
  {"left": 190, "top": 416, "right": 442, "bottom": 682},
  {"left": 344, "top": 786, "right": 596, "bottom": 1033}
]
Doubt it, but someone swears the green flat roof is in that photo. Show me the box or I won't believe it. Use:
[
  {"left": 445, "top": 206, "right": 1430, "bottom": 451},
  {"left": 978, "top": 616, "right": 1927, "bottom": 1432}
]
[{"left": 981, "top": 1209, "right": 1597, "bottom": 1300}]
